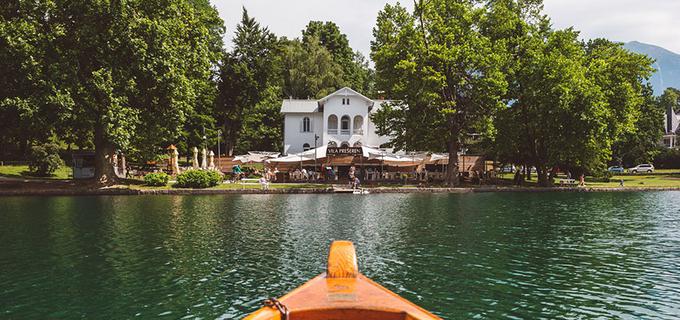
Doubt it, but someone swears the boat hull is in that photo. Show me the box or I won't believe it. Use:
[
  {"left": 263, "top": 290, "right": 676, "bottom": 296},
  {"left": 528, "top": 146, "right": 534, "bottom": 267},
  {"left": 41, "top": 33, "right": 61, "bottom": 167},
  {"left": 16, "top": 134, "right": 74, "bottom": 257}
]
[{"left": 244, "top": 241, "right": 440, "bottom": 320}]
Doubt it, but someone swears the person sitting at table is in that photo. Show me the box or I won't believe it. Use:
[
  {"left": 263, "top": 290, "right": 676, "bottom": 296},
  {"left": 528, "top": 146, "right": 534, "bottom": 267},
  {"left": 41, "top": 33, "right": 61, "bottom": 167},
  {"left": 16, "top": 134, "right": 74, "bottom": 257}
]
[
  {"left": 259, "top": 176, "right": 269, "bottom": 190},
  {"left": 352, "top": 176, "right": 361, "bottom": 190}
]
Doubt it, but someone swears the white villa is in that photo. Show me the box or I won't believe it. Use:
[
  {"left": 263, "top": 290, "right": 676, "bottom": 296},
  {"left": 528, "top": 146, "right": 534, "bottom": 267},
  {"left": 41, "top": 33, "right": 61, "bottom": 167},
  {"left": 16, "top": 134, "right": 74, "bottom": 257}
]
[
  {"left": 664, "top": 104, "right": 680, "bottom": 148},
  {"left": 281, "top": 87, "right": 392, "bottom": 155}
]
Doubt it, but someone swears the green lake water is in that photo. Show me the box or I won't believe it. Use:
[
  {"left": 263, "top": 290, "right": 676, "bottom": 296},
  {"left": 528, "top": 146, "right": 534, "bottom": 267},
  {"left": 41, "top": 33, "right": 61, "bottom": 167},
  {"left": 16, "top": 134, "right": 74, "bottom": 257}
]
[{"left": 1, "top": 192, "right": 679, "bottom": 319}]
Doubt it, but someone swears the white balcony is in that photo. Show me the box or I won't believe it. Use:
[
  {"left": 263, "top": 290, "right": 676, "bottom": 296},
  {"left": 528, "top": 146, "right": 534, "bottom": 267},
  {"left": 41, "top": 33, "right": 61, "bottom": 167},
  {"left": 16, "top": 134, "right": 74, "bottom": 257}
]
[{"left": 328, "top": 129, "right": 338, "bottom": 134}]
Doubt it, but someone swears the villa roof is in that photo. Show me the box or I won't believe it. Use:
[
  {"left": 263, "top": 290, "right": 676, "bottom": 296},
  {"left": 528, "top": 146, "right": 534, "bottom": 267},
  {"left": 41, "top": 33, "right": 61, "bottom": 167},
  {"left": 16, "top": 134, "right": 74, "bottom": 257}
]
[
  {"left": 280, "top": 88, "right": 398, "bottom": 114},
  {"left": 281, "top": 99, "right": 319, "bottom": 113},
  {"left": 318, "top": 87, "right": 374, "bottom": 106}
]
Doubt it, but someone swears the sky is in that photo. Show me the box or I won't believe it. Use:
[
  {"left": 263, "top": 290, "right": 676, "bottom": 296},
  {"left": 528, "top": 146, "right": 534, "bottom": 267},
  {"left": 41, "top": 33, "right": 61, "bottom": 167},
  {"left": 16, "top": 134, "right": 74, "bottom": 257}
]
[{"left": 213, "top": 0, "right": 680, "bottom": 58}]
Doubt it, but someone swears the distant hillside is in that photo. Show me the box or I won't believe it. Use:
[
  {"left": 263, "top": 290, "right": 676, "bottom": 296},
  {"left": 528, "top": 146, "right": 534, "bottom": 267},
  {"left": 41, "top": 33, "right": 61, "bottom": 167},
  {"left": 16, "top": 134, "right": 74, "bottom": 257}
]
[{"left": 624, "top": 41, "right": 680, "bottom": 95}]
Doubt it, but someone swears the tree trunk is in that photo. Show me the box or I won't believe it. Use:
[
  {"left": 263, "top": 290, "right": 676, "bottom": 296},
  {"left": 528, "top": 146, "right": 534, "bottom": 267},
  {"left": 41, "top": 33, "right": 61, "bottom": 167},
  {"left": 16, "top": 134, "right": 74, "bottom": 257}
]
[
  {"left": 94, "top": 126, "right": 118, "bottom": 185},
  {"left": 445, "top": 140, "right": 459, "bottom": 186},
  {"left": 537, "top": 166, "right": 550, "bottom": 187},
  {"left": 223, "top": 119, "right": 238, "bottom": 156},
  {"left": 549, "top": 167, "right": 558, "bottom": 185}
]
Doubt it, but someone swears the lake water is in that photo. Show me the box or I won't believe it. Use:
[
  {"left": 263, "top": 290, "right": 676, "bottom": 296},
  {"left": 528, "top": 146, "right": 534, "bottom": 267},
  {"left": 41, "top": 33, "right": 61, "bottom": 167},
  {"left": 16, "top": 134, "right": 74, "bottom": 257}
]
[{"left": 1, "top": 192, "right": 679, "bottom": 319}]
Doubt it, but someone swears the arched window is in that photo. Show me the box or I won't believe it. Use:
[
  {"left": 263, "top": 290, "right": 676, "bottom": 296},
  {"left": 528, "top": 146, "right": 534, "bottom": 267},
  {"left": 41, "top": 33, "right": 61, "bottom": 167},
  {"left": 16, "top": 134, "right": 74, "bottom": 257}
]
[
  {"left": 340, "top": 141, "right": 350, "bottom": 147},
  {"left": 327, "top": 115, "right": 338, "bottom": 134},
  {"left": 340, "top": 115, "right": 350, "bottom": 134},
  {"left": 353, "top": 116, "right": 363, "bottom": 134},
  {"left": 303, "top": 143, "right": 310, "bottom": 151},
  {"left": 353, "top": 141, "right": 362, "bottom": 147},
  {"left": 327, "top": 141, "right": 337, "bottom": 147},
  {"left": 302, "top": 117, "right": 311, "bottom": 132}
]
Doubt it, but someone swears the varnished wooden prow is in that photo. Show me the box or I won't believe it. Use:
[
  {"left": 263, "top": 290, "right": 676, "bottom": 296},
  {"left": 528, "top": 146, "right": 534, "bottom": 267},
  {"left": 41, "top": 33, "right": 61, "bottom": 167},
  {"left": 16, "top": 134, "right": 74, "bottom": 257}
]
[{"left": 326, "top": 240, "right": 359, "bottom": 279}]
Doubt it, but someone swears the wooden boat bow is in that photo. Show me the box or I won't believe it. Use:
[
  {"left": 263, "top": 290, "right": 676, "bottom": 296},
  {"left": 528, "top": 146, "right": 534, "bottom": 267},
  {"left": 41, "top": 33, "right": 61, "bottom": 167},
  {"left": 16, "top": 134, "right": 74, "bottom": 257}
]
[{"left": 244, "top": 241, "right": 441, "bottom": 320}]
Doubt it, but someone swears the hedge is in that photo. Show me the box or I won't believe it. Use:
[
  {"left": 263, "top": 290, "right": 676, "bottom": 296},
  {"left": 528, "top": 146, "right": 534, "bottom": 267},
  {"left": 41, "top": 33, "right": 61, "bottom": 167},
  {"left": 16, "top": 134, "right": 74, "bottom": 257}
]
[
  {"left": 144, "top": 172, "right": 170, "bottom": 186},
  {"left": 174, "top": 170, "right": 222, "bottom": 188}
]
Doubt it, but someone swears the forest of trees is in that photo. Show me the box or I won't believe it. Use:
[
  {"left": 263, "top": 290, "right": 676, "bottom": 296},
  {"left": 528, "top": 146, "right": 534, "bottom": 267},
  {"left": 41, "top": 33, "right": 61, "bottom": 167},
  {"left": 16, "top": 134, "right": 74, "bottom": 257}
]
[{"left": 0, "top": 0, "right": 676, "bottom": 185}]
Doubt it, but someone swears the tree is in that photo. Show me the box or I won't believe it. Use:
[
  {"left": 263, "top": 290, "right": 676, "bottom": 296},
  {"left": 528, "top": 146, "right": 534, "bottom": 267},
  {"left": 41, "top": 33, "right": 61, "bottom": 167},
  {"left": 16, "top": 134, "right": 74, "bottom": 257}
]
[
  {"left": 216, "top": 8, "right": 279, "bottom": 156},
  {"left": 0, "top": 0, "right": 72, "bottom": 159},
  {"left": 44, "top": 0, "right": 224, "bottom": 184},
  {"left": 611, "top": 85, "right": 664, "bottom": 167},
  {"left": 280, "top": 37, "right": 344, "bottom": 99},
  {"left": 235, "top": 85, "right": 283, "bottom": 152},
  {"left": 302, "top": 21, "right": 374, "bottom": 94},
  {"left": 497, "top": 32, "right": 654, "bottom": 185},
  {"left": 371, "top": 1, "right": 507, "bottom": 185}
]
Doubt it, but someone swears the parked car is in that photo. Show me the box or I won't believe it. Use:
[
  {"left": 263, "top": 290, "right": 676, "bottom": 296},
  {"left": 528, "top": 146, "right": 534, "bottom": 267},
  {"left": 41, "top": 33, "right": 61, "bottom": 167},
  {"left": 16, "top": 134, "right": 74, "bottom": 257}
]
[
  {"left": 628, "top": 164, "right": 654, "bottom": 174},
  {"left": 500, "top": 165, "right": 516, "bottom": 173},
  {"left": 608, "top": 166, "right": 625, "bottom": 174}
]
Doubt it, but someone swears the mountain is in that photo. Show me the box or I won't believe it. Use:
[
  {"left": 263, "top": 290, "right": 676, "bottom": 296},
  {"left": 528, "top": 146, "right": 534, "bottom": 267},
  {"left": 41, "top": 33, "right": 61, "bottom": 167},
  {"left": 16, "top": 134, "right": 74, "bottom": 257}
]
[{"left": 624, "top": 41, "right": 680, "bottom": 95}]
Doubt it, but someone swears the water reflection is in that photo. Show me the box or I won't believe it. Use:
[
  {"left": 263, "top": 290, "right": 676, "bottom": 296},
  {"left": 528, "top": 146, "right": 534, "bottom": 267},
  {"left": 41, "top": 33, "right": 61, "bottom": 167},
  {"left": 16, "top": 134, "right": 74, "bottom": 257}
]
[{"left": 1, "top": 192, "right": 679, "bottom": 319}]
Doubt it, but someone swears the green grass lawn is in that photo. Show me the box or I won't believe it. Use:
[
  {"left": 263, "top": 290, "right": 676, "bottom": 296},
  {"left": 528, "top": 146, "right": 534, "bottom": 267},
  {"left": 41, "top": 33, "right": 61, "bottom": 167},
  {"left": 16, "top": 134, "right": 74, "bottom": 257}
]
[
  {"left": 0, "top": 165, "right": 72, "bottom": 180},
  {"left": 497, "top": 171, "right": 680, "bottom": 188},
  {"left": 588, "top": 174, "right": 680, "bottom": 188},
  {"left": 129, "top": 182, "right": 328, "bottom": 190}
]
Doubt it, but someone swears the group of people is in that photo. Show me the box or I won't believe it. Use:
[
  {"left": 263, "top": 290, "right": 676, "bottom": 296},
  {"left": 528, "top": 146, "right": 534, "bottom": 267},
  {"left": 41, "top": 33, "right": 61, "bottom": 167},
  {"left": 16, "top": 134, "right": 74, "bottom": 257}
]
[{"left": 289, "top": 168, "right": 318, "bottom": 181}]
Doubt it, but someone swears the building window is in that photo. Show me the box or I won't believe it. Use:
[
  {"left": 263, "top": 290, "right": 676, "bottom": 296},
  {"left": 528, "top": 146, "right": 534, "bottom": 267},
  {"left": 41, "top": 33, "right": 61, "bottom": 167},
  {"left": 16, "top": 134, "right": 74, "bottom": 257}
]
[
  {"left": 303, "top": 143, "right": 310, "bottom": 151},
  {"left": 353, "top": 141, "right": 362, "bottom": 147},
  {"left": 328, "top": 141, "right": 337, "bottom": 147},
  {"left": 340, "top": 115, "right": 350, "bottom": 134},
  {"left": 340, "top": 141, "right": 350, "bottom": 147},
  {"left": 327, "top": 115, "right": 338, "bottom": 134},
  {"left": 302, "top": 117, "right": 311, "bottom": 132},
  {"left": 346, "top": 98, "right": 350, "bottom": 105},
  {"left": 353, "top": 115, "right": 363, "bottom": 134}
]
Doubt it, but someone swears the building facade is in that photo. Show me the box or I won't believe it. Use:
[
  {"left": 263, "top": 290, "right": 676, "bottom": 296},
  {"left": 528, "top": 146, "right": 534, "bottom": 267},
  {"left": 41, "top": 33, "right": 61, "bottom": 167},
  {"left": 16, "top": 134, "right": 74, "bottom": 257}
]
[
  {"left": 281, "top": 87, "right": 392, "bottom": 155},
  {"left": 663, "top": 104, "right": 680, "bottom": 148}
]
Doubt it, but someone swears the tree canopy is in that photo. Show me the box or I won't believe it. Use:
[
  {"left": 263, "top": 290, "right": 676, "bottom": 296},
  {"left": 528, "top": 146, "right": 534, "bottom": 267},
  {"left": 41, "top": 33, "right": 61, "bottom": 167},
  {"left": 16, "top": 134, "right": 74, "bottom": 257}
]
[{"left": 371, "top": 0, "right": 507, "bottom": 185}]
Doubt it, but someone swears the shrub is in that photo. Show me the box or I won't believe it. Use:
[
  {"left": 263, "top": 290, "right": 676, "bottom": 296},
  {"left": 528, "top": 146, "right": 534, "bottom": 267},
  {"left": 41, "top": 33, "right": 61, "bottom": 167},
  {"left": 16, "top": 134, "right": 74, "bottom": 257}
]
[
  {"left": 144, "top": 172, "right": 170, "bottom": 186},
  {"left": 654, "top": 148, "right": 680, "bottom": 169},
  {"left": 174, "top": 169, "right": 222, "bottom": 188},
  {"left": 28, "top": 143, "right": 64, "bottom": 176}
]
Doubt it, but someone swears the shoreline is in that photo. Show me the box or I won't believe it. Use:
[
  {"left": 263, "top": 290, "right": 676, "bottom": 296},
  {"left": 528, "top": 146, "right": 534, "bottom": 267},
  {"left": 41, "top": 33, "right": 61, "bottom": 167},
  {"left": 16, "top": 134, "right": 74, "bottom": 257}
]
[{"left": 1, "top": 185, "right": 680, "bottom": 197}]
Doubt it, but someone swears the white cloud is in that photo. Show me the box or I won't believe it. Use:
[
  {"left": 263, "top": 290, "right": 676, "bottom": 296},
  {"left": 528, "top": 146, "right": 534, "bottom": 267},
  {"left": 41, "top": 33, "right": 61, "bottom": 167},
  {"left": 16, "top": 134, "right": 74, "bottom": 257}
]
[{"left": 213, "top": 0, "right": 680, "bottom": 58}]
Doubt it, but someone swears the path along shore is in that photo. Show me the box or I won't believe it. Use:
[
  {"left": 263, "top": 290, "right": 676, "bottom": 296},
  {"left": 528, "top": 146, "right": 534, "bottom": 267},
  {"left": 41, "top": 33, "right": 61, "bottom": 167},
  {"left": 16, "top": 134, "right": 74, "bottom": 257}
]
[{"left": 1, "top": 182, "right": 679, "bottom": 197}]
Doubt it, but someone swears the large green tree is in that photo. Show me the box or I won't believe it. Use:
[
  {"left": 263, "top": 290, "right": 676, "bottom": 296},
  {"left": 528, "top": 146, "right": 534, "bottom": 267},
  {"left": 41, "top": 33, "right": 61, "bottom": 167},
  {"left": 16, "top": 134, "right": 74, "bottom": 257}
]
[
  {"left": 0, "top": 0, "right": 72, "bottom": 158},
  {"left": 216, "top": 8, "right": 280, "bottom": 155},
  {"left": 49, "top": 0, "right": 223, "bottom": 183},
  {"left": 371, "top": 0, "right": 507, "bottom": 185},
  {"left": 280, "top": 36, "right": 344, "bottom": 99},
  {"left": 611, "top": 85, "right": 664, "bottom": 167},
  {"left": 302, "top": 21, "right": 374, "bottom": 95},
  {"left": 496, "top": 31, "right": 654, "bottom": 185}
]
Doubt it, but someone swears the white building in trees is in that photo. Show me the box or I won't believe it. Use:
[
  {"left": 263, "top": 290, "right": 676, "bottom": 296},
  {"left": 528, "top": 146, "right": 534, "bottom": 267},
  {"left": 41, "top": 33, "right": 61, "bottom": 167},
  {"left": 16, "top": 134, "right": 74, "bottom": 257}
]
[{"left": 281, "top": 87, "right": 392, "bottom": 155}]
